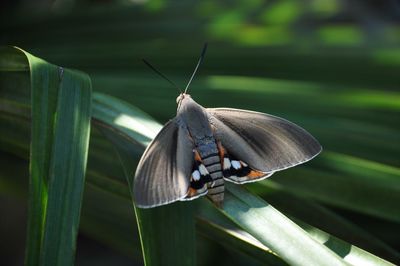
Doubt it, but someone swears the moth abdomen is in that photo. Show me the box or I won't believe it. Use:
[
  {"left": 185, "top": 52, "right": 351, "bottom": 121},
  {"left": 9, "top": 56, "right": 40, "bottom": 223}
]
[
  {"left": 200, "top": 150, "right": 225, "bottom": 207},
  {"left": 190, "top": 136, "right": 223, "bottom": 204}
]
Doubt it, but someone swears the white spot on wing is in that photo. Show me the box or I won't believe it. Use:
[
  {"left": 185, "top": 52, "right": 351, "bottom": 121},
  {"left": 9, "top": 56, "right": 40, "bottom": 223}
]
[
  {"left": 241, "top": 161, "right": 248, "bottom": 167},
  {"left": 192, "top": 170, "right": 201, "bottom": 181},
  {"left": 199, "top": 164, "right": 209, "bottom": 175},
  {"left": 223, "top": 158, "right": 231, "bottom": 169},
  {"left": 231, "top": 160, "right": 241, "bottom": 170}
]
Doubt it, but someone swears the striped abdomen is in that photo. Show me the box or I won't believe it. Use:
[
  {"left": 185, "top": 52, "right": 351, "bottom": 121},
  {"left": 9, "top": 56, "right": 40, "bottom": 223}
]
[{"left": 201, "top": 150, "right": 225, "bottom": 207}]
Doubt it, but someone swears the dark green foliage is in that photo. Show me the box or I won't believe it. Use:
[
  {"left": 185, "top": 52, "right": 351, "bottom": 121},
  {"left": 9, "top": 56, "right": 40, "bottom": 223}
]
[
  {"left": 0, "top": 47, "right": 92, "bottom": 265},
  {"left": 0, "top": 1, "right": 399, "bottom": 265}
]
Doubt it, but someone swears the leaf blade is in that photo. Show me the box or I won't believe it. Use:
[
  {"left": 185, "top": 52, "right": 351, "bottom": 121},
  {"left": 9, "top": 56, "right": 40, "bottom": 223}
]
[
  {"left": 0, "top": 46, "right": 92, "bottom": 266},
  {"left": 223, "top": 184, "right": 394, "bottom": 266}
]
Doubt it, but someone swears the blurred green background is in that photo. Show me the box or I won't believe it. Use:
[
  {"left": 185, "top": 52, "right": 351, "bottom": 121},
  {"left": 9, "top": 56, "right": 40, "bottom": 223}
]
[{"left": 1, "top": 0, "right": 399, "bottom": 265}]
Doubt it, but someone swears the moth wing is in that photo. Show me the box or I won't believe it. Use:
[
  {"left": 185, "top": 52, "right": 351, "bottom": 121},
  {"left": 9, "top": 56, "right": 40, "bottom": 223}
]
[
  {"left": 221, "top": 153, "right": 274, "bottom": 184},
  {"left": 208, "top": 108, "right": 322, "bottom": 175},
  {"left": 133, "top": 118, "right": 194, "bottom": 208}
]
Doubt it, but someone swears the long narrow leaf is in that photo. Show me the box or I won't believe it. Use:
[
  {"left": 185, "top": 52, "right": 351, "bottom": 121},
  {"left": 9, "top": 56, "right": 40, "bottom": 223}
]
[
  {"left": 223, "top": 184, "right": 394, "bottom": 266},
  {"left": 0, "top": 46, "right": 92, "bottom": 266},
  {"left": 39, "top": 67, "right": 91, "bottom": 266},
  {"left": 247, "top": 181, "right": 400, "bottom": 262}
]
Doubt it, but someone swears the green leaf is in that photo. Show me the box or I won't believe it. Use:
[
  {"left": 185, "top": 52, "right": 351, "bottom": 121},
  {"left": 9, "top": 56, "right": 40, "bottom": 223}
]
[
  {"left": 222, "top": 184, "right": 394, "bottom": 266},
  {"left": 197, "top": 199, "right": 288, "bottom": 265},
  {"left": 297, "top": 220, "right": 395, "bottom": 266},
  {"left": 0, "top": 46, "right": 92, "bottom": 266},
  {"left": 247, "top": 182, "right": 400, "bottom": 262},
  {"left": 272, "top": 152, "right": 400, "bottom": 223}
]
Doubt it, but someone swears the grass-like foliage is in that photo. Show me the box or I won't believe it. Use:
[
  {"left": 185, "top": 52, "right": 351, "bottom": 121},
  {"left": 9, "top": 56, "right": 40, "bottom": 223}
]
[
  {"left": 1, "top": 45, "right": 399, "bottom": 265},
  {"left": 0, "top": 47, "right": 91, "bottom": 265}
]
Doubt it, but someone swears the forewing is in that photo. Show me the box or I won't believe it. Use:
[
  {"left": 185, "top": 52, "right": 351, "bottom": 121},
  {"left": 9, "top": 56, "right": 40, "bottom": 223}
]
[
  {"left": 208, "top": 108, "right": 322, "bottom": 173},
  {"left": 134, "top": 119, "right": 194, "bottom": 208}
]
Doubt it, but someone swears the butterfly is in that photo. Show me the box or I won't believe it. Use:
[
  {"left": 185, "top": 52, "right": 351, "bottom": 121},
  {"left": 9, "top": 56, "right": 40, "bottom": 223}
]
[{"left": 133, "top": 44, "right": 322, "bottom": 208}]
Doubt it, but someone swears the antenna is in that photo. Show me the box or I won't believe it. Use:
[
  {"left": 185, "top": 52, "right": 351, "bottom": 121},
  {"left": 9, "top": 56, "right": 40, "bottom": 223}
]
[
  {"left": 184, "top": 43, "right": 208, "bottom": 94},
  {"left": 142, "top": 59, "right": 182, "bottom": 93}
]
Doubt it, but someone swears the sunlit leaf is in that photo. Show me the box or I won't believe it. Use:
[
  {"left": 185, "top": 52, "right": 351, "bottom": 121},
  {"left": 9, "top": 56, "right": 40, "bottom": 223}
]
[{"left": 0, "top": 46, "right": 91, "bottom": 266}]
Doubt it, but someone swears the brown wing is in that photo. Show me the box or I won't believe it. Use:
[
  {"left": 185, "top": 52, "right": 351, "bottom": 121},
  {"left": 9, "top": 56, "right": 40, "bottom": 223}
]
[
  {"left": 133, "top": 119, "right": 194, "bottom": 208},
  {"left": 208, "top": 108, "right": 322, "bottom": 175}
]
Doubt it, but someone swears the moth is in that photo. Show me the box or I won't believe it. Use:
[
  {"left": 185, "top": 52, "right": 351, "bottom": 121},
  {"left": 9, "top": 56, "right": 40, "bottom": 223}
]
[{"left": 134, "top": 44, "right": 322, "bottom": 208}]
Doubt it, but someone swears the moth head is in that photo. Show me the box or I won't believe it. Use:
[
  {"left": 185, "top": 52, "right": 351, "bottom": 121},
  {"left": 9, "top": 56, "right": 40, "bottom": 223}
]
[
  {"left": 176, "top": 93, "right": 191, "bottom": 106},
  {"left": 176, "top": 93, "right": 195, "bottom": 113}
]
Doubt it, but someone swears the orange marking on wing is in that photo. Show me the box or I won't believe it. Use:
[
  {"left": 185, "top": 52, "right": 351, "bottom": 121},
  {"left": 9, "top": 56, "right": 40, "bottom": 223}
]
[
  {"left": 187, "top": 187, "right": 197, "bottom": 198},
  {"left": 247, "top": 170, "right": 266, "bottom": 178},
  {"left": 217, "top": 141, "right": 225, "bottom": 162},
  {"left": 194, "top": 149, "right": 202, "bottom": 163}
]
